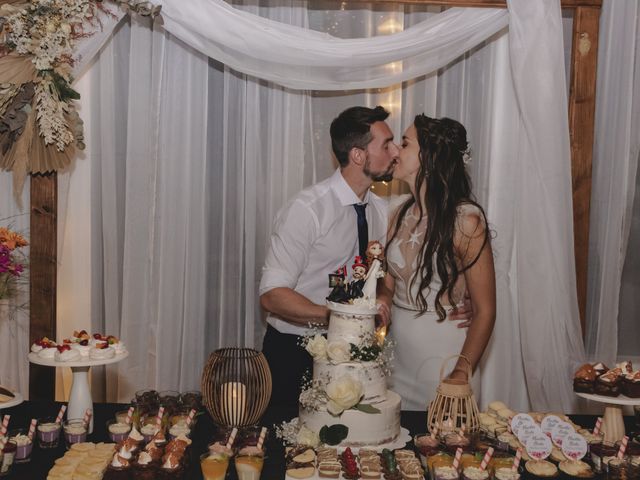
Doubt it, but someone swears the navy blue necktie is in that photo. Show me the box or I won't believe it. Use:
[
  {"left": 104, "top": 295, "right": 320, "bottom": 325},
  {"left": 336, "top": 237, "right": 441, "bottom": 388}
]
[{"left": 353, "top": 203, "right": 368, "bottom": 260}]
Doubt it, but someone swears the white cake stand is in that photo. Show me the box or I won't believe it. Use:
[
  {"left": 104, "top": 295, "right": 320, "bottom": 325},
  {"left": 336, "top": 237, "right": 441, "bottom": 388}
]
[
  {"left": 576, "top": 391, "right": 640, "bottom": 443},
  {"left": 0, "top": 392, "right": 24, "bottom": 410},
  {"left": 28, "top": 352, "right": 128, "bottom": 433}
]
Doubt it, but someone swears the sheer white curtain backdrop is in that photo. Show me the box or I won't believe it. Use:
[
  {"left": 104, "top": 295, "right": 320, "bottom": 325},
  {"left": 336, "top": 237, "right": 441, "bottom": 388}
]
[
  {"left": 5, "top": 0, "right": 620, "bottom": 411},
  {"left": 586, "top": 0, "right": 640, "bottom": 366}
]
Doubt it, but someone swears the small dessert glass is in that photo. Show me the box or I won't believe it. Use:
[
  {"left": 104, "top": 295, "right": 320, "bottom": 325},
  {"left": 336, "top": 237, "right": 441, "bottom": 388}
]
[
  {"left": 201, "top": 452, "right": 230, "bottom": 480},
  {"left": 8, "top": 428, "right": 33, "bottom": 463},
  {"left": 433, "top": 464, "right": 460, "bottom": 480},
  {"left": 63, "top": 419, "right": 88, "bottom": 447},
  {"left": 106, "top": 419, "right": 132, "bottom": 443},
  {"left": 235, "top": 452, "right": 264, "bottom": 480},
  {"left": 493, "top": 467, "right": 521, "bottom": 480},
  {"left": 114, "top": 409, "right": 130, "bottom": 425},
  {"left": 140, "top": 414, "right": 163, "bottom": 443},
  {"left": 158, "top": 390, "right": 181, "bottom": 415},
  {"left": 607, "top": 458, "right": 640, "bottom": 480},
  {"left": 135, "top": 389, "right": 160, "bottom": 415},
  {"left": 0, "top": 441, "right": 17, "bottom": 477},
  {"left": 181, "top": 390, "right": 203, "bottom": 411},
  {"left": 37, "top": 417, "right": 61, "bottom": 449}
]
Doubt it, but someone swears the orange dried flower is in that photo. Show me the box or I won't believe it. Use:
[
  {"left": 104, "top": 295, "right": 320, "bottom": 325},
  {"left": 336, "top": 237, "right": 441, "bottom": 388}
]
[{"left": 0, "top": 227, "right": 28, "bottom": 250}]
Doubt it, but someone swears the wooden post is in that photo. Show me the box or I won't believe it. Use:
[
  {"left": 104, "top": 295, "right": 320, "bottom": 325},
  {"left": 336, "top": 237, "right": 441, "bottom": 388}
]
[
  {"left": 29, "top": 173, "right": 57, "bottom": 400},
  {"left": 568, "top": 6, "right": 600, "bottom": 334}
]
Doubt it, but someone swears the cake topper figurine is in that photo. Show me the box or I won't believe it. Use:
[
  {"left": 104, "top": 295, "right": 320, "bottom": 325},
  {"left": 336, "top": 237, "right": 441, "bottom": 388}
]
[
  {"left": 361, "top": 241, "right": 385, "bottom": 300},
  {"left": 326, "top": 244, "right": 386, "bottom": 304}
]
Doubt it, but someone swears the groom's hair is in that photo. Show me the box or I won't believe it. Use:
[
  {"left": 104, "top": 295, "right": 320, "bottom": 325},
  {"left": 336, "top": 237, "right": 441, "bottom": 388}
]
[{"left": 330, "top": 106, "right": 389, "bottom": 167}]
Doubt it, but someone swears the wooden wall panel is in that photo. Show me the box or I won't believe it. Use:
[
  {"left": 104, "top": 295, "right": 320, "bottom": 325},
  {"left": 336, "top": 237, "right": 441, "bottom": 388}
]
[
  {"left": 29, "top": 173, "right": 57, "bottom": 400},
  {"left": 568, "top": 7, "right": 600, "bottom": 334}
]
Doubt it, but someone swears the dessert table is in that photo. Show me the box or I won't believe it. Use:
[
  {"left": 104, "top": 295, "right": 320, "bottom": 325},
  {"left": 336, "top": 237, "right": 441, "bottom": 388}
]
[{"left": 0, "top": 400, "right": 637, "bottom": 479}]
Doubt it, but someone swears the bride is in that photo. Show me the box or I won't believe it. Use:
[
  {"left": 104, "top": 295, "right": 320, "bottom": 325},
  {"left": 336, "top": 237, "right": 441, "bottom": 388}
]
[{"left": 378, "top": 115, "right": 496, "bottom": 410}]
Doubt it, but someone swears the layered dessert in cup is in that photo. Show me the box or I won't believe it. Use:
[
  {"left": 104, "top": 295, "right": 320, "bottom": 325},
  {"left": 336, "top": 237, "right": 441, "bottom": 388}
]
[
  {"left": 63, "top": 419, "right": 88, "bottom": 446},
  {"left": 235, "top": 445, "right": 264, "bottom": 480},
  {"left": 427, "top": 451, "right": 454, "bottom": 478},
  {"left": 37, "top": 417, "right": 61, "bottom": 449},
  {"left": 158, "top": 390, "right": 181, "bottom": 415},
  {"left": 107, "top": 419, "right": 132, "bottom": 443},
  {"left": 606, "top": 458, "right": 640, "bottom": 480},
  {"left": 414, "top": 433, "right": 442, "bottom": 467},
  {"left": 8, "top": 428, "right": 33, "bottom": 463},
  {"left": 140, "top": 413, "right": 163, "bottom": 443},
  {"left": 461, "top": 465, "right": 489, "bottom": 480},
  {"left": 433, "top": 464, "right": 461, "bottom": 480},
  {"left": 444, "top": 433, "right": 473, "bottom": 454},
  {"left": 202, "top": 441, "right": 234, "bottom": 480},
  {"left": 590, "top": 441, "right": 617, "bottom": 473},
  {"left": 494, "top": 467, "right": 521, "bottom": 480},
  {"left": 0, "top": 441, "right": 17, "bottom": 476},
  {"left": 181, "top": 390, "right": 203, "bottom": 411},
  {"left": 135, "top": 389, "right": 160, "bottom": 416}
]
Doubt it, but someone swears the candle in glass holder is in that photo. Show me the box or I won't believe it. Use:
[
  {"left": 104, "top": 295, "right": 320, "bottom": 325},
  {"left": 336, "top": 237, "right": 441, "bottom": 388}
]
[{"left": 221, "top": 382, "right": 246, "bottom": 424}]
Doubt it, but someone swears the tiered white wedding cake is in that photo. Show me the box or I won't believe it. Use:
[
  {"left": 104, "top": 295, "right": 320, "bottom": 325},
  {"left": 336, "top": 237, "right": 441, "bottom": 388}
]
[{"left": 298, "top": 299, "right": 401, "bottom": 447}]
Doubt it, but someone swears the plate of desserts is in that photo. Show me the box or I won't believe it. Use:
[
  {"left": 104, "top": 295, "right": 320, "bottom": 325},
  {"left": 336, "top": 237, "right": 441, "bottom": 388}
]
[
  {"left": 28, "top": 330, "right": 129, "bottom": 367},
  {"left": 573, "top": 360, "right": 640, "bottom": 404},
  {"left": 0, "top": 386, "right": 23, "bottom": 409}
]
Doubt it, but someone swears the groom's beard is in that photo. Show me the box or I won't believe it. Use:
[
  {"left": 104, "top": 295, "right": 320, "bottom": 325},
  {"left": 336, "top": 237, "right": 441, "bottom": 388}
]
[{"left": 365, "top": 159, "right": 395, "bottom": 182}]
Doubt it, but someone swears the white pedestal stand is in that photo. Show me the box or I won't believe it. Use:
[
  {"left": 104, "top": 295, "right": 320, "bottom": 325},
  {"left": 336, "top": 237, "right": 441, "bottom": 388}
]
[
  {"left": 0, "top": 392, "right": 24, "bottom": 411},
  {"left": 28, "top": 352, "right": 128, "bottom": 434},
  {"left": 576, "top": 392, "right": 640, "bottom": 443}
]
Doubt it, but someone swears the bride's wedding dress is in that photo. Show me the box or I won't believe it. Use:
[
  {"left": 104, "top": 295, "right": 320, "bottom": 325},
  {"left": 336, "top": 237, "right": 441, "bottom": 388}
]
[{"left": 387, "top": 203, "right": 481, "bottom": 411}]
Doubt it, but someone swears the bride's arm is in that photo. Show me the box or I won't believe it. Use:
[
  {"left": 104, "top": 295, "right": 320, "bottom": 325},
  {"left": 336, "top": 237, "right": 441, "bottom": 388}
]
[
  {"left": 449, "top": 210, "right": 496, "bottom": 380},
  {"left": 376, "top": 268, "right": 395, "bottom": 328}
]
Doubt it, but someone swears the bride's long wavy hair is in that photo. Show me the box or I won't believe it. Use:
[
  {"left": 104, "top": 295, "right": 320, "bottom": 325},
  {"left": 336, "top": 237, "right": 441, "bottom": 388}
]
[{"left": 388, "top": 115, "right": 489, "bottom": 320}]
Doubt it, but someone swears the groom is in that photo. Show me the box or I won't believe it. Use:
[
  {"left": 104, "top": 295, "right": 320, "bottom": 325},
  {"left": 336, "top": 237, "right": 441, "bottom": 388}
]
[{"left": 259, "top": 106, "right": 397, "bottom": 408}]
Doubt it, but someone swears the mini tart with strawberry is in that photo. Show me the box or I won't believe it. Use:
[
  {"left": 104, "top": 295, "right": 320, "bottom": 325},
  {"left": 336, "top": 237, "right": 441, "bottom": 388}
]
[
  {"left": 70, "top": 338, "right": 91, "bottom": 356},
  {"left": 55, "top": 344, "right": 81, "bottom": 362},
  {"left": 72, "top": 329, "right": 91, "bottom": 342},
  {"left": 89, "top": 341, "right": 116, "bottom": 360},
  {"left": 31, "top": 336, "right": 57, "bottom": 354},
  {"left": 106, "top": 335, "right": 127, "bottom": 354},
  {"left": 90, "top": 333, "right": 108, "bottom": 347}
]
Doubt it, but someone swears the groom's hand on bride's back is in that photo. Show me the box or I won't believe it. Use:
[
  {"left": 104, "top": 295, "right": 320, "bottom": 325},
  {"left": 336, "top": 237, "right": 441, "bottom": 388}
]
[
  {"left": 449, "top": 293, "right": 473, "bottom": 328},
  {"left": 375, "top": 301, "right": 391, "bottom": 329}
]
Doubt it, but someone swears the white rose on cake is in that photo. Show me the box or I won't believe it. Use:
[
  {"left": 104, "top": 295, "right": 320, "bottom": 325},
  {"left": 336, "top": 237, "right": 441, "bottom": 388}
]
[
  {"left": 325, "top": 375, "right": 363, "bottom": 416},
  {"left": 326, "top": 340, "right": 351, "bottom": 363},
  {"left": 305, "top": 334, "right": 328, "bottom": 360},
  {"left": 296, "top": 425, "right": 320, "bottom": 447}
]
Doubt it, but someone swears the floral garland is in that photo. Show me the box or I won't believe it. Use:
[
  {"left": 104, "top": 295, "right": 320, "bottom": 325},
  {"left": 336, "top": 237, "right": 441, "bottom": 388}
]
[{"left": 0, "top": 0, "right": 160, "bottom": 199}]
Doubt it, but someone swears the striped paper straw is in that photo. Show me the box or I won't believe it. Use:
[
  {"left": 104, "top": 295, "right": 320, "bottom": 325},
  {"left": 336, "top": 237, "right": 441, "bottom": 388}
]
[
  {"left": 27, "top": 419, "right": 37, "bottom": 440},
  {"left": 430, "top": 426, "right": 438, "bottom": 439},
  {"left": 512, "top": 449, "right": 522, "bottom": 471},
  {"left": 55, "top": 405, "right": 67, "bottom": 424},
  {"left": 125, "top": 407, "right": 134, "bottom": 425},
  {"left": 617, "top": 436, "right": 628, "bottom": 460},
  {"left": 593, "top": 417, "right": 602, "bottom": 435},
  {"left": 0, "top": 436, "right": 6, "bottom": 452},
  {"left": 256, "top": 427, "right": 267, "bottom": 450},
  {"left": 186, "top": 409, "right": 196, "bottom": 426},
  {"left": 480, "top": 447, "right": 494, "bottom": 471},
  {"left": 452, "top": 447, "right": 463, "bottom": 470},
  {"left": 83, "top": 409, "right": 92, "bottom": 427},
  {"left": 0, "top": 415, "right": 10, "bottom": 437},
  {"left": 225, "top": 427, "right": 238, "bottom": 449},
  {"left": 459, "top": 423, "right": 466, "bottom": 437},
  {"left": 156, "top": 407, "right": 165, "bottom": 428}
]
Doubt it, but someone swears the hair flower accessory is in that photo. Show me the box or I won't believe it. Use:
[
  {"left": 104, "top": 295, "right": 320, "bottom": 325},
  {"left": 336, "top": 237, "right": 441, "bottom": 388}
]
[{"left": 462, "top": 149, "right": 472, "bottom": 165}]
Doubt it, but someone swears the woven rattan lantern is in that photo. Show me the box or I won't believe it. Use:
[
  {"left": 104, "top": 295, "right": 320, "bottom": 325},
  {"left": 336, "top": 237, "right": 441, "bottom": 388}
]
[
  {"left": 427, "top": 355, "right": 480, "bottom": 435},
  {"left": 202, "top": 348, "right": 272, "bottom": 427}
]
